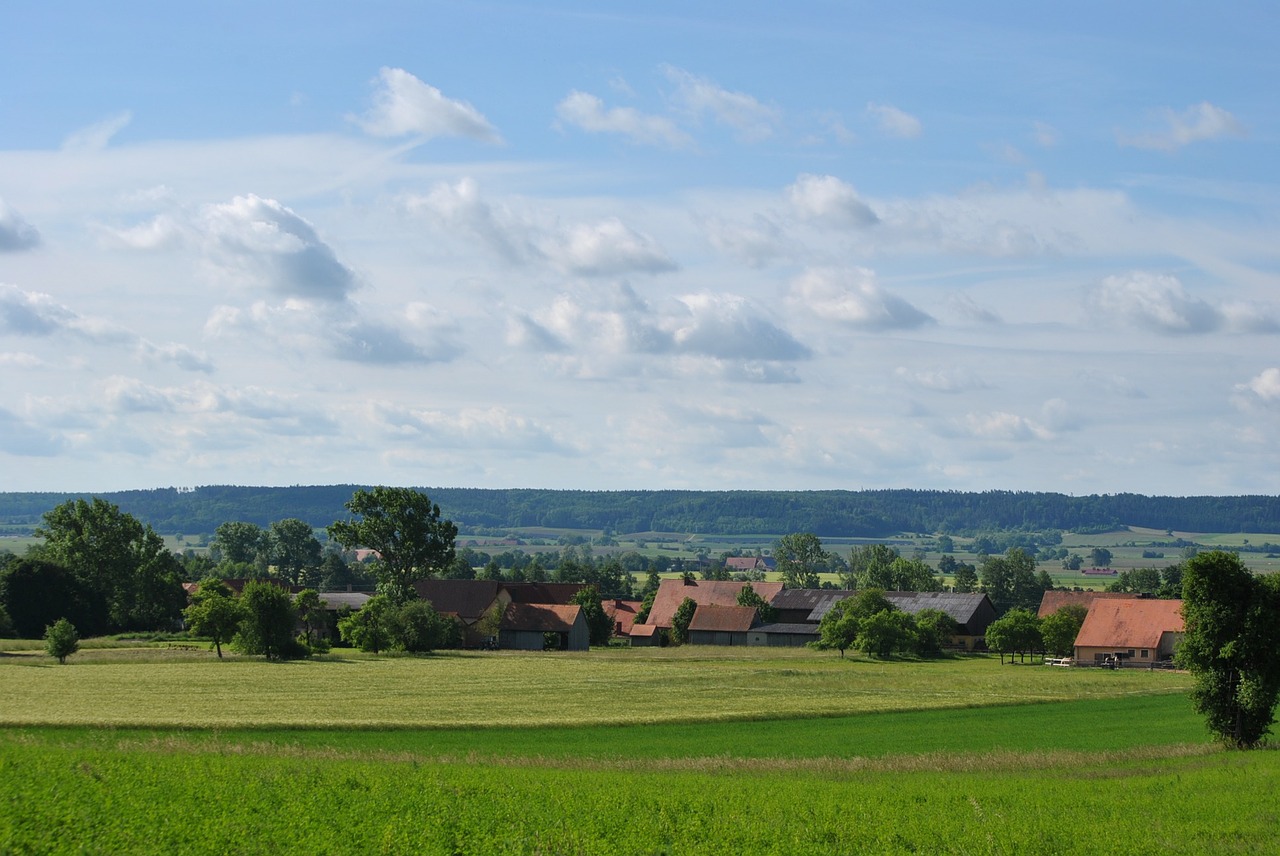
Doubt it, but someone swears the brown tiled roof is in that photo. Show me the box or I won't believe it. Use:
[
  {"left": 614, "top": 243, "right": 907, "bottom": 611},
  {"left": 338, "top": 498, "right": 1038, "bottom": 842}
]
[
  {"left": 414, "top": 579, "right": 503, "bottom": 621},
  {"left": 1074, "top": 598, "right": 1184, "bottom": 650},
  {"left": 501, "top": 602, "right": 583, "bottom": 633},
  {"left": 689, "top": 604, "right": 757, "bottom": 633},
  {"left": 603, "top": 599, "right": 642, "bottom": 635},
  {"left": 725, "top": 557, "right": 764, "bottom": 571},
  {"left": 504, "top": 582, "right": 587, "bottom": 604},
  {"left": 1037, "top": 590, "right": 1138, "bottom": 618},
  {"left": 645, "top": 579, "right": 784, "bottom": 628},
  {"left": 629, "top": 623, "right": 660, "bottom": 638}
]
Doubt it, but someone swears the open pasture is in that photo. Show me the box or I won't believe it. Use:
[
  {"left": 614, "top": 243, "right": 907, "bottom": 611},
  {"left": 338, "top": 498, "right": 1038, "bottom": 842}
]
[
  {"left": 0, "top": 645, "right": 1192, "bottom": 729},
  {"left": 3, "top": 647, "right": 1275, "bottom": 854}
]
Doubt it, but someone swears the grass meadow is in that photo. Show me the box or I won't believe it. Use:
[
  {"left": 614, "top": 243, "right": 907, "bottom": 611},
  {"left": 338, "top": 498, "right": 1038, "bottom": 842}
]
[{"left": 2, "top": 644, "right": 1278, "bottom": 854}]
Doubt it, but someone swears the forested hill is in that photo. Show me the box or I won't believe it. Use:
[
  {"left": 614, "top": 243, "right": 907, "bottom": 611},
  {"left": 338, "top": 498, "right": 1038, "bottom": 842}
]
[{"left": 1, "top": 486, "right": 1278, "bottom": 537}]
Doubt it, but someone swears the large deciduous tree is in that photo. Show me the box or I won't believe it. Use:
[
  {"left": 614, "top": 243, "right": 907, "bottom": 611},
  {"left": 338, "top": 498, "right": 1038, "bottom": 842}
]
[
  {"left": 979, "top": 548, "right": 1041, "bottom": 615},
  {"left": 34, "top": 498, "right": 185, "bottom": 635},
  {"left": 183, "top": 578, "right": 245, "bottom": 659},
  {"left": 1040, "top": 603, "right": 1088, "bottom": 657},
  {"left": 268, "top": 518, "right": 323, "bottom": 587},
  {"left": 774, "top": 532, "right": 828, "bottom": 589},
  {"left": 211, "top": 521, "right": 267, "bottom": 566},
  {"left": 233, "top": 580, "right": 301, "bottom": 660},
  {"left": 985, "top": 608, "right": 1043, "bottom": 664},
  {"left": 1178, "top": 551, "right": 1280, "bottom": 749},
  {"left": 327, "top": 487, "right": 457, "bottom": 603}
]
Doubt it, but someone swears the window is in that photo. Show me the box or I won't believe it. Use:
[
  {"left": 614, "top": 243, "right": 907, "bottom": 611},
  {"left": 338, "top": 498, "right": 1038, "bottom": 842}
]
[
  {"left": 1127, "top": 649, "right": 1135, "bottom": 657},
  {"left": 1141, "top": 649, "right": 1149, "bottom": 658}
]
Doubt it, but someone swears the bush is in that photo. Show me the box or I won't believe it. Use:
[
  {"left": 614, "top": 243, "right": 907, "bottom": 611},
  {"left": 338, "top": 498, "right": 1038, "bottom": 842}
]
[{"left": 44, "top": 618, "right": 79, "bottom": 664}]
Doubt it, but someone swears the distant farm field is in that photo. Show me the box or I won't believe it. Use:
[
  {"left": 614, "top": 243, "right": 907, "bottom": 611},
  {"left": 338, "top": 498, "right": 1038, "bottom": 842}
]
[{"left": 4, "top": 646, "right": 1276, "bottom": 854}]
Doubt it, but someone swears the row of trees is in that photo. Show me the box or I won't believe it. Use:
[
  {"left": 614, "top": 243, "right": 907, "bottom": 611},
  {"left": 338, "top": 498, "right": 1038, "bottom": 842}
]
[{"left": 815, "top": 589, "right": 959, "bottom": 659}]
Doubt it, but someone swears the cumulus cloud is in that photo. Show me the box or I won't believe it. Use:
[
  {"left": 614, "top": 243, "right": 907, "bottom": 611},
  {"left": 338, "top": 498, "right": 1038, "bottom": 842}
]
[
  {"left": 786, "top": 174, "right": 879, "bottom": 228},
  {"left": 1234, "top": 368, "right": 1280, "bottom": 409},
  {"left": 1119, "top": 101, "right": 1246, "bottom": 151},
  {"left": 99, "top": 376, "right": 341, "bottom": 435},
  {"left": 369, "top": 403, "right": 576, "bottom": 455},
  {"left": 555, "top": 90, "right": 692, "bottom": 149},
  {"left": 662, "top": 66, "right": 780, "bottom": 141},
  {"left": 202, "top": 194, "right": 357, "bottom": 301},
  {"left": 404, "top": 179, "right": 675, "bottom": 277},
  {"left": 1087, "top": 272, "right": 1234, "bottom": 334},
  {"left": 866, "top": 102, "right": 922, "bottom": 138},
  {"left": 672, "top": 293, "right": 810, "bottom": 361},
  {"left": 546, "top": 217, "right": 677, "bottom": 277},
  {"left": 0, "top": 199, "right": 41, "bottom": 251},
  {"left": 787, "top": 267, "right": 932, "bottom": 330},
  {"left": 704, "top": 214, "right": 788, "bottom": 268},
  {"left": 62, "top": 110, "right": 133, "bottom": 152},
  {"left": 353, "top": 67, "right": 499, "bottom": 142},
  {"left": 961, "top": 410, "right": 1053, "bottom": 442}
]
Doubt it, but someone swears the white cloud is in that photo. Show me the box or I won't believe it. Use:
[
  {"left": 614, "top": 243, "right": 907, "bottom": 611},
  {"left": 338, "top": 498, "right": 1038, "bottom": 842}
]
[
  {"left": 787, "top": 267, "right": 932, "bottom": 330},
  {"left": 201, "top": 194, "right": 358, "bottom": 301},
  {"left": 1088, "top": 272, "right": 1223, "bottom": 334},
  {"left": 546, "top": 217, "right": 677, "bottom": 277},
  {"left": 369, "top": 403, "right": 577, "bottom": 455},
  {"left": 353, "top": 67, "right": 499, "bottom": 142},
  {"left": 0, "top": 407, "right": 66, "bottom": 456},
  {"left": 895, "top": 366, "right": 989, "bottom": 393},
  {"left": 403, "top": 177, "right": 538, "bottom": 265},
  {"left": 62, "top": 110, "right": 133, "bottom": 152},
  {"left": 786, "top": 174, "right": 878, "bottom": 228},
  {"left": 1119, "top": 101, "right": 1246, "bottom": 151},
  {"left": 866, "top": 102, "right": 922, "bottom": 139},
  {"left": 555, "top": 90, "right": 692, "bottom": 149},
  {"left": 961, "top": 410, "right": 1053, "bottom": 442},
  {"left": 0, "top": 199, "right": 40, "bottom": 251},
  {"left": 672, "top": 293, "right": 810, "bottom": 361},
  {"left": 662, "top": 66, "right": 780, "bottom": 141},
  {"left": 946, "top": 293, "right": 1002, "bottom": 325},
  {"left": 704, "top": 214, "right": 788, "bottom": 268},
  {"left": 1234, "top": 368, "right": 1280, "bottom": 408}
]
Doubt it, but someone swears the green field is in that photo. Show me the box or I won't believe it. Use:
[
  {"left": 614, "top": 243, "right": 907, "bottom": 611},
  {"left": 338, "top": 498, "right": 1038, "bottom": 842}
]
[{"left": 3, "top": 644, "right": 1278, "bottom": 854}]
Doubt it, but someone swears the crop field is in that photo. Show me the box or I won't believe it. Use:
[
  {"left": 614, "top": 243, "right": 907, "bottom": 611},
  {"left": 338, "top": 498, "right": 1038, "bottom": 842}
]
[{"left": 2, "top": 646, "right": 1278, "bottom": 854}]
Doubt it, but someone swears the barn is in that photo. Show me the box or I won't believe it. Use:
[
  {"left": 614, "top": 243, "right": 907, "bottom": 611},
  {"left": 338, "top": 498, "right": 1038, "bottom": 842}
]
[
  {"left": 687, "top": 604, "right": 756, "bottom": 646},
  {"left": 499, "top": 603, "right": 589, "bottom": 652}
]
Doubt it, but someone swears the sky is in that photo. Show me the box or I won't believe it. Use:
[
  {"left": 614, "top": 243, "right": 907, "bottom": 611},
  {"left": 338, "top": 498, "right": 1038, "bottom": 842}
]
[{"left": 1, "top": 2, "right": 1278, "bottom": 496}]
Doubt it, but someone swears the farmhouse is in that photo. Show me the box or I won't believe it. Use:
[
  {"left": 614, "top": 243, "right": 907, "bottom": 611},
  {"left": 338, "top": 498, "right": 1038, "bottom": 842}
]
[
  {"left": 499, "top": 603, "right": 589, "bottom": 651},
  {"left": 602, "top": 598, "right": 642, "bottom": 637},
  {"left": 1073, "top": 597, "right": 1185, "bottom": 665},
  {"left": 1037, "top": 589, "right": 1138, "bottom": 618},
  {"left": 687, "top": 604, "right": 756, "bottom": 646},
  {"left": 643, "top": 578, "right": 783, "bottom": 629},
  {"left": 413, "top": 579, "right": 588, "bottom": 648},
  {"left": 723, "top": 556, "right": 775, "bottom": 573}
]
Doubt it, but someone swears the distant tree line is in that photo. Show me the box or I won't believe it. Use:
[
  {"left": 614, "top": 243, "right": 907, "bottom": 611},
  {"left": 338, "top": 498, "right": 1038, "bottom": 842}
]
[{"left": 2, "top": 486, "right": 1278, "bottom": 538}]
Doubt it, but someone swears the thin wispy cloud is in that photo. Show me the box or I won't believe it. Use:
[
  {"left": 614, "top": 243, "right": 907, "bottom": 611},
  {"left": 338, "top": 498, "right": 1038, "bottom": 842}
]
[
  {"left": 866, "top": 102, "right": 922, "bottom": 138},
  {"left": 1118, "top": 101, "right": 1246, "bottom": 151},
  {"left": 555, "top": 90, "right": 692, "bottom": 149}
]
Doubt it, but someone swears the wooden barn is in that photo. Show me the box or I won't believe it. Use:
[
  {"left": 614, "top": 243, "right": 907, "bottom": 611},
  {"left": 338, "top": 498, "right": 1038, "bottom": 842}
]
[
  {"left": 747, "top": 623, "right": 820, "bottom": 647},
  {"left": 687, "top": 604, "right": 757, "bottom": 646},
  {"left": 499, "top": 603, "right": 589, "bottom": 652}
]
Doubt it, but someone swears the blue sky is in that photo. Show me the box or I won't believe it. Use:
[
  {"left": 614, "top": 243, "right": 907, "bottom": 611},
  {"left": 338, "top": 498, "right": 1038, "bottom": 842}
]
[{"left": 2, "top": 2, "right": 1278, "bottom": 495}]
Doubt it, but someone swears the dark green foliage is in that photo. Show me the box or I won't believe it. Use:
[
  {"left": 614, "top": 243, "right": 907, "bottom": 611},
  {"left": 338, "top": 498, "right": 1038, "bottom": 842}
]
[
  {"left": 986, "top": 608, "right": 1043, "bottom": 663},
  {"left": 268, "top": 519, "right": 323, "bottom": 587},
  {"left": 338, "top": 595, "right": 395, "bottom": 654},
  {"left": 34, "top": 498, "right": 185, "bottom": 634},
  {"left": 0, "top": 559, "right": 92, "bottom": 638},
  {"left": 233, "top": 581, "right": 303, "bottom": 660},
  {"left": 43, "top": 617, "right": 79, "bottom": 664},
  {"left": 183, "top": 579, "right": 245, "bottom": 659},
  {"left": 327, "top": 487, "right": 457, "bottom": 604},
  {"left": 392, "top": 599, "right": 455, "bottom": 652},
  {"left": 979, "top": 548, "right": 1041, "bottom": 615},
  {"left": 1179, "top": 551, "right": 1280, "bottom": 748},
  {"left": 816, "top": 589, "right": 895, "bottom": 657},
  {"left": 856, "top": 609, "right": 918, "bottom": 658},
  {"left": 670, "top": 597, "right": 697, "bottom": 645},
  {"left": 912, "top": 608, "right": 958, "bottom": 657},
  {"left": 211, "top": 521, "right": 267, "bottom": 566},
  {"left": 736, "top": 584, "right": 778, "bottom": 624},
  {"left": 570, "top": 586, "right": 613, "bottom": 646},
  {"left": 1090, "top": 547, "right": 1113, "bottom": 567},
  {"left": 1040, "top": 603, "right": 1088, "bottom": 657},
  {"left": 774, "top": 532, "right": 829, "bottom": 589}
]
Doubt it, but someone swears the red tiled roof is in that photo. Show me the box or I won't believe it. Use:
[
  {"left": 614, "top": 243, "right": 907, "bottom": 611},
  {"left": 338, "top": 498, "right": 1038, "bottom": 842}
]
[
  {"left": 1074, "top": 598, "right": 1184, "bottom": 650},
  {"left": 1037, "top": 590, "right": 1139, "bottom": 618},
  {"left": 602, "top": 599, "right": 642, "bottom": 635},
  {"left": 629, "top": 623, "right": 660, "bottom": 638},
  {"left": 414, "top": 579, "right": 503, "bottom": 620},
  {"left": 645, "top": 579, "right": 784, "bottom": 628},
  {"left": 724, "top": 557, "right": 764, "bottom": 571},
  {"left": 689, "top": 604, "right": 757, "bottom": 633},
  {"left": 501, "top": 602, "right": 583, "bottom": 633}
]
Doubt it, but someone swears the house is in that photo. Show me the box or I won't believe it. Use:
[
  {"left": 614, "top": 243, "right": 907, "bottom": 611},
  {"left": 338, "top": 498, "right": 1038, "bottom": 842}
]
[
  {"left": 413, "top": 579, "right": 588, "bottom": 647},
  {"left": 687, "top": 604, "right": 757, "bottom": 646},
  {"left": 643, "top": 578, "right": 784, "bottom": 629},
  {"left": 882, "top": 591, "right": 997, "bottom": 650},
  {"left": 602, "top": 598, "right": 642, "bottom": 637},
  {"left": 747, "top": 623, "right": 820, "bottom": 647},
  {"left": 795, "top": 589, "right": 995, "bottom": 650},
  {"left": 1037, "top": 589, "right": 1139, "bottom": 618},
  {"left": 723, "top": 556, "right": 775, "bottom": 573},
  {"left": 1074, "top": 598, "right": 1185, "bottom": 665},
  {"left": 499, "top": 603, "right": 589, "bottom": 651}
]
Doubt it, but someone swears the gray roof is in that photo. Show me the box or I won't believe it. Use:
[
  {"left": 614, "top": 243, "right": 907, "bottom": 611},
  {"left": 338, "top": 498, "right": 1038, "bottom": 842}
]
[
  {"left": 883, "top": 591, "right": 995, "bottom": 628},
  {"left": 314, "top": 591, "right": 372, "bottom": 611},
  {"left": 772, "top": 588, "right": 855, "bottom": 614},
  {"left": 751, "top": 623, "right": 820, "bottom": 636}
]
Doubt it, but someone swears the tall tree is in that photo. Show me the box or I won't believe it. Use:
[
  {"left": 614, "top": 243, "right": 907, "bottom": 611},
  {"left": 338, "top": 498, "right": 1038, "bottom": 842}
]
[
  {"left": 327, "top": 487, "right": 458, "bottom": 603},
  {"left": 211, "top": 521, "right": 267, "bottom": 566},
  {"left": 774, "top": 532, "right": 828, "bottom": 589},
  {"left": 233, "top": 580, "right": 300, "bottom": 660},
  {"left": 34, "top": 498, "right": 184, "bottom": 634},
  {"left": 979, "top": 548, "right": 1040, "bottom": 615},
  {"left": 570, "top": 585, "right": 613, "bottom": 647},
  {"left": 1179, "top": 551, "right": 1280, "bottom": 748},
  {"left": 268, "top": 519, "right": 323, "bottom": 587},
  {"left": 670, "top": 597, "right": 697, "bottom": 645},
  {"left": 1040, "top": 603, "right": 1088, "bottom": 657},
  {"left": 843, "top": 543, "right": 899, "bottom": 590},
  {"left": 0, "top": 559, "right": 91, "bottom": 638}
]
